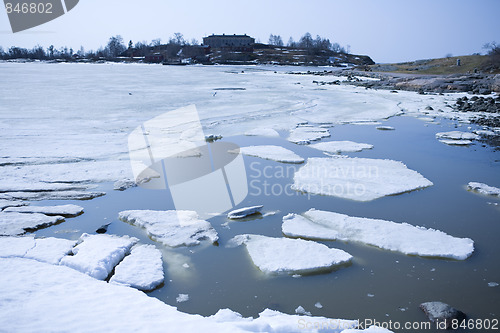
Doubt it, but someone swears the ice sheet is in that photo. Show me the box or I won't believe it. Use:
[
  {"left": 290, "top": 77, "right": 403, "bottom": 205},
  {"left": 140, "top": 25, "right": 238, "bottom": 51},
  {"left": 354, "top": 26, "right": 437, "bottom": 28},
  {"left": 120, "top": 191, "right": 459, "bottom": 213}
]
[
  {"left": 310, "top": 141, "right": 373, "bottom": 154},
  {"left": 0, "top": 236, "right": 76, "bottom": 264},
  {"left": 4, "top": 204, "right": 83, "bottom": 217},
  {"left": 228, "top": 234, "right": 352, "bottom": 274},
  {"left": 119, "top": 210, "right": 219, "bottom": 247},
  {"left": 0, "top": 257, "right": 376, "bottom": 332},
  {"left": 233, "top": 145, "right": 304, "bottom": 163},
  {"left": 0, "top": 212, "right": 65, "bottom": 236},
  {"left": 282, "top": 209, "right": 474, "bottom": 260},
  {"left": 60, "top": 233, "right": 138, "bottom": 280},
  {"left": 292, "top": 157, "right": 433, "bottom": 201},
  {"left": 110, "top": 244, "right": 164, "bottom": 291},
  {"left": 0, "top": 199, "right": 27, "bottom": 210},
  {"left": 0, "top": 190, "right": 105, "bottom": 201},
  {"left": 244, "top": 128, "right": 280, "bottom": 137}
]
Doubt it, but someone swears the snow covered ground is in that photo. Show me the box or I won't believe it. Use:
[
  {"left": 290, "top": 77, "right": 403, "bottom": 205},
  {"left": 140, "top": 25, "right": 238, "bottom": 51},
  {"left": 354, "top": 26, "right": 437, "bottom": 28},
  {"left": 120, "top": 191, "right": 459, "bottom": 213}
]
[
  {"left": 292, "top": 157, "right": 433, "bottom": 201},
  {"left": 282, "top": 209, "right": 474, "bottom": 260}
]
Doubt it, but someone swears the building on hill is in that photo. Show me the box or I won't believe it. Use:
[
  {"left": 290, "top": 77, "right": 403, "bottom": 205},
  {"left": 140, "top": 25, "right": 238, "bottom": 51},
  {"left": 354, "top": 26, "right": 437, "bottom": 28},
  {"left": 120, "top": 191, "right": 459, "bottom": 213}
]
[{"left": 202, "top": 34, "right": 255, "bottom": 52}]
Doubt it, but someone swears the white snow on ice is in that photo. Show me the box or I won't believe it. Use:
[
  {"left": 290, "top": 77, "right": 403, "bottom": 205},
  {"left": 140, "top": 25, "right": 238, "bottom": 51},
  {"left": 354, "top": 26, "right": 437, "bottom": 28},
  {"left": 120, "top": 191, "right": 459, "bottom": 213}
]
[
  {"left": 0, "top": 257, "right": 382, "bottom": 332},
  {"left": 292, "top": 157, "right": 433, "bottom": 201},
  {"left": 60, "top": 233, "right": 138, "bottom": 280},
  {"left": 310, "top": 141, "right": 373, "bottom": 154},
  {"left": 288, "top": 126, "right": 330, "bottom": 144},
  {"left": 244, "top": 128, "right": 280, "bottom": 137},
  {"left": 227, "top": 205, "right": 264, "bottom": 219},
  {"left": 4, "top": 204, "right": 83, "bottom": 217},
  {"left": 467, "top": 182, "right": 500, "bottom": 197},
  {"left": 282, "top": 209, "right": 474, "bottom": 260},
  {"left": 0, "top": 236, "right": 76, "bottom": 264},
  {"left": 110, "top": 244, "right": 164, "bottom": 291},
  {"left": 119, "top": 210, "right": 219, "bottom": 247},
  {"left": 0, "top": 199, "right": 27, "bottom": 210},
  {"left": 295, "top": 306, "right": 312, "bottom": 316},
  {"left": 176, "top": 294, "right": 190, "bottom": 303},
  {"left": 435, "top": 131, "right": 479, "bottom": 140},
  {"left": 438, "top": 139, "right": 473, "bottom": 146},
  {"left": 0, "top": 212, "right": 65, "bottom": 236},
  {"left": 228, "top": 234, "right": 352, "bottom": 274},
  {"left": 233, "top": 145, "right": 304, "bottom": 163}
]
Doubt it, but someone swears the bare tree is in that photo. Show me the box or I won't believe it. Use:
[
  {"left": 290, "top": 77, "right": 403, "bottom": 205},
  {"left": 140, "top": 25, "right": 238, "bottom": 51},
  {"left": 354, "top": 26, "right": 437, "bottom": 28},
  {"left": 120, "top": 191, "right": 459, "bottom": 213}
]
[
  {"left": 106, "top": 35, "right": 126, "bottom": 58},
  {"left": 268, "top": 34, "right": 284, "bottom": 46},
  {"left": 151, "top": 38, "right": 162, "bottom": 47},
  {"left": 287, "top": 37, "right": 296, "bottom": 48},
  {"left": 169, "top": 33, "right": 185, "bottom": 45},
  {"left": 190, "top": 38, "right": 199, "bottom": 46},
  {"left": 299, "top": 32, "right": 313, "bottom": 49}
]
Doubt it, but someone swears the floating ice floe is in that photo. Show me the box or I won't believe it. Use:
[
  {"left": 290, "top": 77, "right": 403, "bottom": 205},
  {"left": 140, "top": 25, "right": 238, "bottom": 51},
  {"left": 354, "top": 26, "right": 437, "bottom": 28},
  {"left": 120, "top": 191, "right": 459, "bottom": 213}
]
[
  {"left": 232, "top": 145, "right": 304, "bottom": 163},
  {"left": 376, "top": 126, "right": 395, "bottom": 131},
  {"left": 438, "top": 139, "right": 473, "bottom": 146},
  {"left": 282, "top": 209, "right": 474, "bottom": 260},
  {"left": 2, "top": 257, "right": 385, "bottom": 332},
  {"left": 0, "top": 236, "right": 76, "bottom": 264},
  {"left": 467, "top": 182, "right": 500, "bottom": 197},
  {"left": 60, "top": 233, "right": 138, "bottom": 280},
  {"left": 176, "top": 294, "right": 189, "bottom": 303},
  {"left": 113, "top": 179, "right": 137, "bottom": 191},
  {"left": 119, "top": 210, "right": 219, "bottom": 247},
  {"left": 4, "top": 204, "right": 83, "bottom": 217},
  {"left": 0, "top": 190, "right": 105, "bottom": 201},
  {"left": 0, "top": 199, "right": 27, "bottom": 210},
  {"left": 0, "top": 212, "right": 65, "bottom": 236},
  {"left": 228, "top": 234, "right": 352, "bottom": 274},
  {"left": 435, "top": 131, "right": 479, "bottom": 140},
  {"left": 227, "top": 205, "right": 264, "bottom": 219},
  {"left": 292, "top": 157, "right": 433, "bottom": 201},
  {"left": 288, "top": 126, "right": 330, "bottom": 144},
  {"left": 310, "top": 141, "right": 373, "bottom": 154},
  {"left": 110, "top": 244, "right": 164, "bottom": 291},
  {"left": 295, "top": 306, "right": 311, "bottom": 316},
  {"left": 244, "top": 128, "right": 280, "bottom": 137},
  {"left": 0, "top": 181, "right": 92, "bottom": 193},
  {"left": 474, "top": 129, "right": 496, "bottom": 137}
]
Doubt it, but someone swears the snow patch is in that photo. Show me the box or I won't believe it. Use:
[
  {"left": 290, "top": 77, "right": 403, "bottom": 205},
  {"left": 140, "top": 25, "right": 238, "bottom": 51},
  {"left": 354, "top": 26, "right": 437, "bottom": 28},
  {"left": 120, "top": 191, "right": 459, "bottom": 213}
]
[{"left": 233, "top": 145, "right": 304, "bottom": 163}]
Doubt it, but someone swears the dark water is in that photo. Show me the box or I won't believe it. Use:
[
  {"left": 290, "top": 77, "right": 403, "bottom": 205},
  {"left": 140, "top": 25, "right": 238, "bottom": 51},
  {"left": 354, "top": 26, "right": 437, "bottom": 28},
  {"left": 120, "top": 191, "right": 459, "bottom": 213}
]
[{"left": 34, "top": 115, "right": 500, "bottom": 332}]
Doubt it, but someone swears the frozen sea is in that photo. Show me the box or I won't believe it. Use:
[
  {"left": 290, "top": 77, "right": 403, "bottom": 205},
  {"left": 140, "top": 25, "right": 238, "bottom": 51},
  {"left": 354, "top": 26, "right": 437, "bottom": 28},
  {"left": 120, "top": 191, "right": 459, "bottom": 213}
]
[{"left": 1, "top": 62, "right": 499, "bottom": 332}]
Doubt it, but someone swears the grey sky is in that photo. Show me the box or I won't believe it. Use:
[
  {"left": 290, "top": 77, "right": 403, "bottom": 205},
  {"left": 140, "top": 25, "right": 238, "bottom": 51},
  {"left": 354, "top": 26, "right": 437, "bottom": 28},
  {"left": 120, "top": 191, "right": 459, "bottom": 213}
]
[{"left": 1, "top": 0, "right": 499, "bottom": 63}]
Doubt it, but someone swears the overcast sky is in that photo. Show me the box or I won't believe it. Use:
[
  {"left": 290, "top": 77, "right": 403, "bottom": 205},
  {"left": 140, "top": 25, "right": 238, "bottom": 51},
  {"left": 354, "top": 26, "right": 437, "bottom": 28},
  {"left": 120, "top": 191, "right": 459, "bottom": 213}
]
[{"left": 0, "top": 0, "right": 499, "bottom": 63}]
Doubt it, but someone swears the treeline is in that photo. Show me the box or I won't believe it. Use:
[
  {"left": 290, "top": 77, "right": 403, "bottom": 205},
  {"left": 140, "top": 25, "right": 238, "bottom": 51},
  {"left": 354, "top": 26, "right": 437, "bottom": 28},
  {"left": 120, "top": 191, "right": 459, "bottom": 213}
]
[{"left": 268, "top": 32, "right": 350, "bottom": 53}]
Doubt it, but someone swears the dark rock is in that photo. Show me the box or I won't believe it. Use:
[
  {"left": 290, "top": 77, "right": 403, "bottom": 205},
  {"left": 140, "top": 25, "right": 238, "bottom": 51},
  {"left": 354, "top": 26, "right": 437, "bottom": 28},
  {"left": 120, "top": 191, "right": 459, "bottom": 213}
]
[
  {"left": 96, "top": 223, "right": 110, "bottom": 234},
  {"left": 420, "top": 301, "right": 466, "bottom": 329},
  {"left": 479, "top": 88, "right": 491, "bottom": 95},
  {"left": 425, "top": 106, "right": 434, "bottom": 110}
]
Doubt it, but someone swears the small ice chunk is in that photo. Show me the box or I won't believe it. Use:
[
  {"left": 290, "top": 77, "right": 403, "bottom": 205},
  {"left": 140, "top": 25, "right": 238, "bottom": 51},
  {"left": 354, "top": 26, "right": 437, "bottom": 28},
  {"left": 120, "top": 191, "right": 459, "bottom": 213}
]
[
  {"left": 488, "top": 282, "right": 499, "bottom": 287},
  {"left": 292, "top": 157, "right": 433, "bottom": 201},
  {"left": 4, "top": 204, "right": 83, "bottom": 217},
  {"left": 176, "top": 294, "right": 189, "bottom": 303},
  {"left": 233, "top": 145, "right": 304, "bottom": 163},
  {"left": 0, "top": 199, "right": 27, "bottom": 210},
  {"left": 182, "top": 263, "right": 190, "bottom": 268},
  {"left": 376, "top": 126, "right": 395, "bottom": 131},
  {"left": 310, "top": 141, "right": 373, "bottom": 154},
  {"left": 244, "top": 128, "right": 280, "bottom": 137},
  {"left": 367, "top": 293, "right": 375, "bottom": 298},
  {"left": 0, "top": 212, "right": 65, "bottom": 236},
  {"left": 227, "top": 205, "right": 264, "bottom": 219},
  {"left": 113, "top": 179, "right": 137, "bottom": 191},
  {"left": 467, "top": 182, "right": 500, "bottom": 197},
  {"left": 474, "top": 130, "right": 496, "bottom": 137},
  {"left": 282, "top": 209, "right": 474, "bottom": 260},
  {"left": 314, "top": 302, "right": 323, "bottom": 309},
  {"left": 119, "top": 210, "right": 218, "bottom": 247},
  {"left": 288, "top": 126, "right": 330, "bottom": 144},
  {"left": 25, "top": 237, "right": 77, "bottom": 264},
  {"left": 110, "top": 244, "right": 164, "bottom": 291},
  {"left": 294, "top": 306, "right": 311, "bottom": 316},
  {"left": 60, "top": 233, "right": 138, "bottom": 280},
  {"left": 438, "top": 139, "right": 473, "bottom": 146},
  {"left": 435, "top": 131, "right": 479, "bottom": 140},
  {"left": 229, "top": 234, "right": 352, "bottom": 274}
]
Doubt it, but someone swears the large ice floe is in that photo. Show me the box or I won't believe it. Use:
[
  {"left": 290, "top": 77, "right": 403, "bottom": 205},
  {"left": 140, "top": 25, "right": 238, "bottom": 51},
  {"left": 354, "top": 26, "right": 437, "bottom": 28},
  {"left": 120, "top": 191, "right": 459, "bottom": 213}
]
[
  {"left": 0, "top": 212, "right": 65, "bottom": 236},
  {"left": 436, "top": 131, "right": 479, "bottom": 146},
  {"left": 228, "top": 234, "right": 352, "bottom": 274},
  {"left": 292, "top": 157, "right": 433, "bottom": 201},
  {"left": 110, "top": 244, "right": 164, "bottom": 291},
  {"left": 0, "top": 199, "right": 27, "bottom": 210},
  {"left": 288, "top": 125, "right": 330, "bottom": 144},
  {"left": 467, "top": 182, "right": 500, "bottom": 197},
  {"left": 60, "top": 233, "right": 138, "bottom": 280},
  {"left": 282, "top": 209, "right": 474, "bottom": 260},
  {"left": 310, "top": 141, "right": 373, "bottom": 154},
  {"left": 119, "top": 210, "right": 219, "bottom": 247},
  {"left": 0, "top": 257, "right": 389, "bottom": 333},
  {"left": 0, "top": 236, "right": 76, "bottom": 264},
  {"left": 3, "top": 204, "right": 83, "bottom": 217},
  {"left": 232, "top": 145, "right": 304, "bottom": 163}
]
